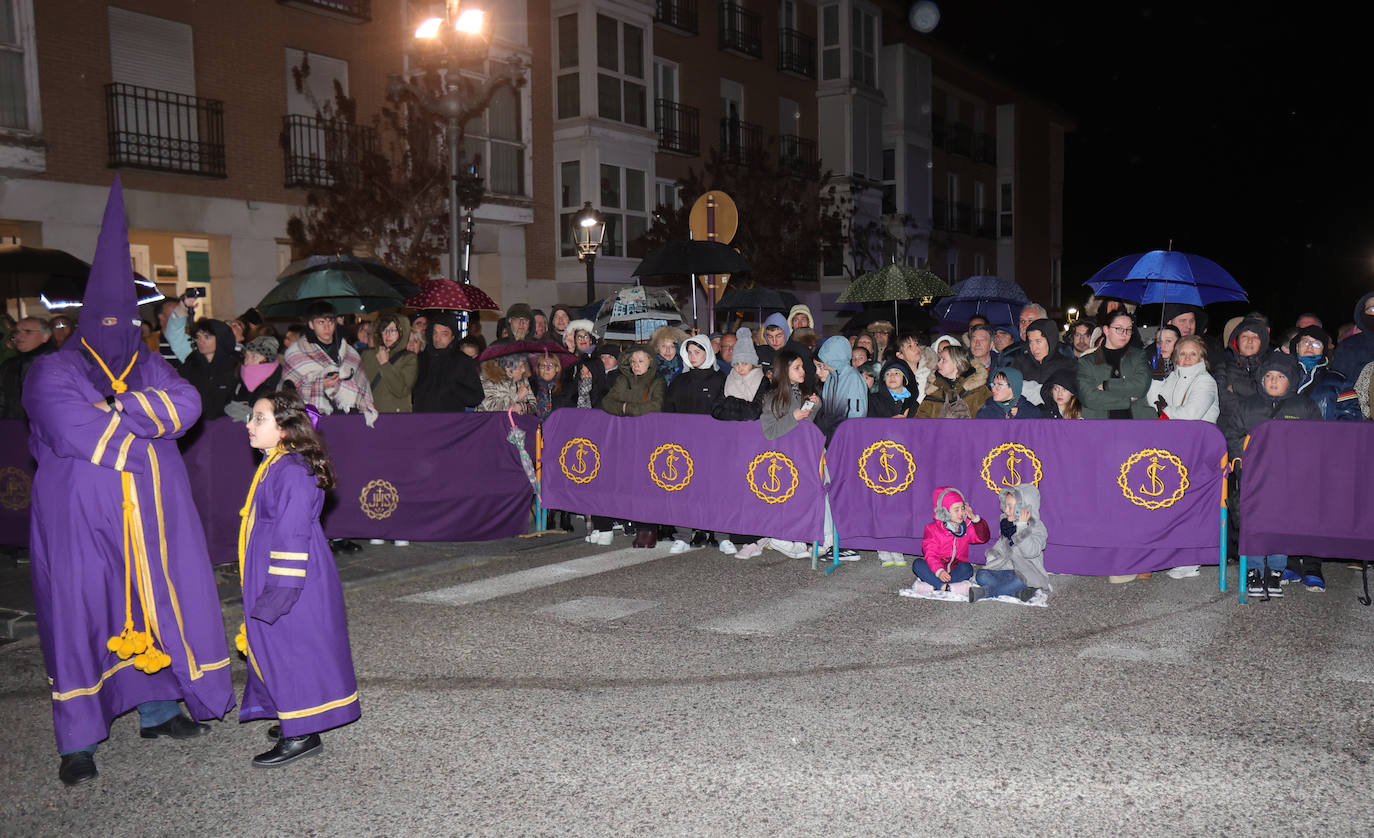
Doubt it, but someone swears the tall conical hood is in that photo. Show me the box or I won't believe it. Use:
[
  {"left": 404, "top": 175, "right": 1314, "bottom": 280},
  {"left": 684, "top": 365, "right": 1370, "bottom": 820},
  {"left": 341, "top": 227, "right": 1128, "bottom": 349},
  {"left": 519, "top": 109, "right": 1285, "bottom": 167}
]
[{"left": 70, "top": 176, "right": 142, "bottom": 369}]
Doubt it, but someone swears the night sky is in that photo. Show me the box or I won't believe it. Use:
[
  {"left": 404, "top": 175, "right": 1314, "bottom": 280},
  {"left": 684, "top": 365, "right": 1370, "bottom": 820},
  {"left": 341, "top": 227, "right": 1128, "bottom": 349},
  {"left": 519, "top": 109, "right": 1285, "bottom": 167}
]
[{"left": 926, "top": 1, "right": 1373, "bottom": 332}]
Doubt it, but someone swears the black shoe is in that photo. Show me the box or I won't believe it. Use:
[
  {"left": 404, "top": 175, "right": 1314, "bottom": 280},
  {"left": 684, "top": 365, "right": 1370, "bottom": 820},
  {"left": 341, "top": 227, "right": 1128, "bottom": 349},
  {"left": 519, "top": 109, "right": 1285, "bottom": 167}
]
[
  {"left": 329, "top": 538, "right": 362, "bottom": 554},
  {"left": 140, "top": 714, "right": 210, "bottom": 740},
  {"left": 252, "top": 733, "right": 322, "bottom": 767},
  {"left": 58, "top": 752, "right": 97, "bottom": 786},
  {"left": 690, "top": 530, "right": 712, "bottom": 548},
  {"left": 1264, "top": 571, "right": 1285, "bottom": 597},
  {"left": 266, "top": 724, "right": 281, "bottom": 740},
  {"left": 558, "top": 512, "right": 575, "bottom": 533},
  {"left": 621, "top": 522, "right": 637, "bottom": 536},
  {"left": 1246, "top": 570, "right": 1265, "bottom": 596},
  {"left": 1017, "top": 587, "right": 1040, "bottom": 602}
]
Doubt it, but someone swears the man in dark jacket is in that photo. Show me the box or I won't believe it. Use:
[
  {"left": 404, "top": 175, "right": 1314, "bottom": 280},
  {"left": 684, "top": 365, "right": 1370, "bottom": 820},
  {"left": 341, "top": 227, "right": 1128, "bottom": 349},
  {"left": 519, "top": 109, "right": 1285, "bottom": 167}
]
[
  {"left": 0, "top": 316, "right": 55, "bottom": 419},
  {"left": 1214, "top": 317, "right": 1272, "bottom": 421},
  {"left": 412, "top": 312, "right": 483, "bottom": 412},
  {"left": 1011, "top": 317, "right": 1076, "bottom": 407},
  {"left": 1332, "top": 290, "right": 1374, "bottom": 381}
]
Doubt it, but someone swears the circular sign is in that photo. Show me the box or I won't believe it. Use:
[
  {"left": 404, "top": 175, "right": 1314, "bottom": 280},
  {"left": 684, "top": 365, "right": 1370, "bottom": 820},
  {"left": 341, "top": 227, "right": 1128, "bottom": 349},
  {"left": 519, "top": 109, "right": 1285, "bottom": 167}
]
[
  {"left": 359, "top": 479, "right": 400, "bottom": 520},
  {"left": 558, "top": 437, "right": 601, "bottom": 484},
  {"left": 1118, "top": 448, "right": 1190, "bottom": 509},
  {"left": 746, "top": 452, "right": 799, "bottom": 504},
  {"left": 648, "top": 443, "right": 694, "bottom": 492},
  {"left": 980, "top": 443, "right": 1043, "bottom": 494},
  {"left": 688, "top": 191, "right": 739, "bottom": 244},
  {"left": 858, "top": 440, "right": 916, "bottom": 495}
]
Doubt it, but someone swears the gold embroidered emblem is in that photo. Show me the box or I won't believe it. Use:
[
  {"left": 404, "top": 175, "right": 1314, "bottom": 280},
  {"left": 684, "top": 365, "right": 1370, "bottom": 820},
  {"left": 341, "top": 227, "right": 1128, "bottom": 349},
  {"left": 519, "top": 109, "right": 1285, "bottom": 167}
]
[
  {"left": 746, "top": 452, "right": 799, "bottom": 504},
  {"left": 858, "top": 440, "right": 915, "bottom": 495},
  {"left": 648, "top": 443, "right": 693, "bottom": 491},
  {"left": 0, "top": 466, "right": 30, "bottom": 511},
  {"left": 1118, "top": 448, "right": 1189, "bottom": 509},
  {"left": 980, "top": 443, "right": 1043, "bottom": 494},
  {"left": 359, "top": 479, "right": 400, "bottom": 520},
  {"left": 558, "top": 437, "right": 601, "bottom": 484}
]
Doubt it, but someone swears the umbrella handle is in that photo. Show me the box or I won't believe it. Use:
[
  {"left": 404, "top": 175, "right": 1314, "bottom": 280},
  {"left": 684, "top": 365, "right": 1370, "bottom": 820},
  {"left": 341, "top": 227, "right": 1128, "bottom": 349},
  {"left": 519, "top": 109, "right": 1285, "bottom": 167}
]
[{"left": 507, "top": 406, "right": 517, "bottom": 429}]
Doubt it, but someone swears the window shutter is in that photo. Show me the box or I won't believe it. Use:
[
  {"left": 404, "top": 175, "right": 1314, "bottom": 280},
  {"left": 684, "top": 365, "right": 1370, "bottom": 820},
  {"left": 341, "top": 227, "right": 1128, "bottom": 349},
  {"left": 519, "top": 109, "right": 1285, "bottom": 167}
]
[{"left": 108, "top": 7, "right": 194, "bottom": 94}]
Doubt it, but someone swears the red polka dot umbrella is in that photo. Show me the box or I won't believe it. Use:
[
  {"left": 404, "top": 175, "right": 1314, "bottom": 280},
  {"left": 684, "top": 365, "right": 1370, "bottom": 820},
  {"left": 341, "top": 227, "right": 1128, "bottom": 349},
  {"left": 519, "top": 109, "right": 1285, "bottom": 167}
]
[{"left": 404, "top": 278, "right": 500, "bottom": 311}]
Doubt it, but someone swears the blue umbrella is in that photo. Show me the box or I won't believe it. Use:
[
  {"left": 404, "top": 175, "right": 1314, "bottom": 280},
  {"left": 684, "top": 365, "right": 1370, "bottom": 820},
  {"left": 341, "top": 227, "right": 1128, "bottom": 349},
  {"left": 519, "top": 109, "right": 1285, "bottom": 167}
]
[
  {"left": 1084, "top": 250, "right": 1248, "bottom": 306},
  {"left": 932, "top": 275, "right": 1030, "bottom": 326}
]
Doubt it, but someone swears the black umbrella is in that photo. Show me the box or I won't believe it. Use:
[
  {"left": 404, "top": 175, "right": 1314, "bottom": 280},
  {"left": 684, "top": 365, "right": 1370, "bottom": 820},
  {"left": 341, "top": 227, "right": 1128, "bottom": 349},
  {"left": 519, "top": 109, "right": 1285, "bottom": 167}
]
[
  {"left": 1, "top": 244, "right": 91, "bottom": 303},
  {"left": 632, "top": 240, "right": 750, "bottom": 277},
  {"left": 713, "top": 286, "right": 799, "bottom": 313}
]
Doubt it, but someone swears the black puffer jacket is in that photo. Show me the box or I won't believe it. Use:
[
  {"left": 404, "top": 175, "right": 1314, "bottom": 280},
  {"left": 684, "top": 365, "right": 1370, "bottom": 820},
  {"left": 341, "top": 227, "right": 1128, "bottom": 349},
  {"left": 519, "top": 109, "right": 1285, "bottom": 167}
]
[
  {"left": 1221, "top": 352, "right": 1321, "bottom": 459},
  {"left": 1214, "top": 317, "right": 1272, "bottom": 419},
  {"left": 177, "top": 318, "right": 239, "bottom": 420},
  {"left": 1010, "top": 318, "right": 1076, "bottom": 390},
  {"left": 867, "top": 358, "right": 917, "bottom": 418}
]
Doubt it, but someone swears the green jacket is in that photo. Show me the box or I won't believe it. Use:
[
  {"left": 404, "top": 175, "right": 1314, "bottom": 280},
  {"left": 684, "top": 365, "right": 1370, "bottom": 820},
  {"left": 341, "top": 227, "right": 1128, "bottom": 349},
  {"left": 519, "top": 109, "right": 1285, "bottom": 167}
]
[
  {"left": 603, "top": 365, "right": 664, "bottom": 417},
  {"left": 1077, "top": 345, "right": 1155, "bottom": 419}
]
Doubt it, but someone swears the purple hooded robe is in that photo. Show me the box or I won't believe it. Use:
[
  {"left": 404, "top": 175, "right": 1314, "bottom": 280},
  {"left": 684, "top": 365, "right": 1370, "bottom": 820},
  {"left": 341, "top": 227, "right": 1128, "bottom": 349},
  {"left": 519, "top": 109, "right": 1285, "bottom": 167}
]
[
  {"left": 24, "top": 177, "right": 234, "bottom": 752},
  {"left": 237, "top": 447, "right": 360, "bottom": 736}
]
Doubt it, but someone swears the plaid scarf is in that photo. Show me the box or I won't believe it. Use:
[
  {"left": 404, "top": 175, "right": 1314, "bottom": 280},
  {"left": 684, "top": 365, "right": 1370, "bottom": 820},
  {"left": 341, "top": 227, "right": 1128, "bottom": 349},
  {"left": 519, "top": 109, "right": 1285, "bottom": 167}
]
[{"left": 282, "top": 336, "right": 378, "bottom": 427}]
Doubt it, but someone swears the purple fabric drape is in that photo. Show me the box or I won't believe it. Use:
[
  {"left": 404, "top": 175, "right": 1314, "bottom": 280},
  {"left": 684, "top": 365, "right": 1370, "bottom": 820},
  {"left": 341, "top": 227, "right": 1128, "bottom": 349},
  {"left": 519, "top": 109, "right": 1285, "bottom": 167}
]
[
  {"left": 1238, "top": 420, "right": 1374, "bottom": 560},
  {"left": 828, "top": 418, "right": 1227, "bottom": 575},
  {"left": 541, "top": 409, "right": 827, "bottom": 543}
]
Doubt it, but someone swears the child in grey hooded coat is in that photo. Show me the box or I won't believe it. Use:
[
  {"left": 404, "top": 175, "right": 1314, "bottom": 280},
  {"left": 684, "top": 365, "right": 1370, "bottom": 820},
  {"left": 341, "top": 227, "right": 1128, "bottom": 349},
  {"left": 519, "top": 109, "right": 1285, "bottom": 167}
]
[{"left": 970, "top": 484, "right": 1050, "bottom": 602}]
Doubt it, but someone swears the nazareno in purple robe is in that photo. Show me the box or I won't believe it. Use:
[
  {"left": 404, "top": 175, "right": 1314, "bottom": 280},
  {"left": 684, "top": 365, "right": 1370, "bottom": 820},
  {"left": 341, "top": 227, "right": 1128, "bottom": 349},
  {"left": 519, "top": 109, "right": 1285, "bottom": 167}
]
[
  {"left": 237, "top": 448, "right": 360, "bottom": 736},
  {"left": 24, "top": 350, "right": 236, "bottom": 752}
]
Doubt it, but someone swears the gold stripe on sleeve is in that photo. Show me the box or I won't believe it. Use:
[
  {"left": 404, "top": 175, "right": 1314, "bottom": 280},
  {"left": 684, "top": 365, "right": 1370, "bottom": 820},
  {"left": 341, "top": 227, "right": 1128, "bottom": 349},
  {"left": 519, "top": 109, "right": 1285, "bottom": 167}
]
[
  {"left": 130, "top": 391, "right": 165, "bottom": 436},
  {"left": 152, "top": 388, "right": 182, "bottom": 432},
  {"left": 91, "top": 412, "right": 120, "bottom": 465},
  {"left": 113, "top": 434, "right": 135, "bottom": 471},
  {"left": 269, "top": 551, "right": 309, "bottom": 561},
  {"left": 267, "top": 566, "right": 307, "bottom": 578}
]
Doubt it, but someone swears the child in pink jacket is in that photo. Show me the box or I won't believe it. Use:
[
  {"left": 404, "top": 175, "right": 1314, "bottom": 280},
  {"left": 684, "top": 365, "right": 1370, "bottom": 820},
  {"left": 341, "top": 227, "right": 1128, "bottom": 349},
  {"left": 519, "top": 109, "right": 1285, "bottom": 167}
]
[{"left": 912, "top": 486, "right": 991, "bottom": 595}]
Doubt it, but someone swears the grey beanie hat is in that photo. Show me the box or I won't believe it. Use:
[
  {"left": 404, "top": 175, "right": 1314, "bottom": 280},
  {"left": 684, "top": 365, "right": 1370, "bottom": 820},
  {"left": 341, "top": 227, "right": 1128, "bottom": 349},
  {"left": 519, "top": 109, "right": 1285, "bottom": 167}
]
[
  {"left": 244, "top": 335, "right": 279, "bottom": 359},
  {"left": 732, "top": 327, "right": 759, "bottom": 365}
]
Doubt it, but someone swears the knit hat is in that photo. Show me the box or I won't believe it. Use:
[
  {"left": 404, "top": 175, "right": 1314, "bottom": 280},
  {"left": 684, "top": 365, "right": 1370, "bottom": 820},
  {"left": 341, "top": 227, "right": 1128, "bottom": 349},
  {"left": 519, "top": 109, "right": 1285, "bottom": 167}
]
[
  {"left": 595, "top": 343, "right": 621, "bottom": 359},
  {"left": 244, "top": 335, "right": 279, "bottom": 359},
  {"left": 1259, "top": 351, "right": 1300, "bottom": 394},
  {"left": 991, "top": 366, "right": 1024, "bottom": 399},
  {"left": 991, "top": 323, "right": 1015, "bottom": 338},
  {"left": 1041, "top": 367, "right": 1078, "bottom": 398},
  {"left": 505, "top": 302, "right": 533, "bottom": 322},
  {"left": 1288, "top": 325, "right": 1332, "bottom": 357},
  {"left": 932, "top": 486, "right": 967, "bottom": 522},
  {"left": 732, "top": 327, "right": 759, "bottom": 365}
]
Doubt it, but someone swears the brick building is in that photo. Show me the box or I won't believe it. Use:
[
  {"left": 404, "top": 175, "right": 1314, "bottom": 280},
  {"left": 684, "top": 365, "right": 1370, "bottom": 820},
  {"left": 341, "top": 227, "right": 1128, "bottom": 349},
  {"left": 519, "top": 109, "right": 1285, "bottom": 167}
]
[{"left": 1, "top": 0, "right": 1068, "bottom": 330}]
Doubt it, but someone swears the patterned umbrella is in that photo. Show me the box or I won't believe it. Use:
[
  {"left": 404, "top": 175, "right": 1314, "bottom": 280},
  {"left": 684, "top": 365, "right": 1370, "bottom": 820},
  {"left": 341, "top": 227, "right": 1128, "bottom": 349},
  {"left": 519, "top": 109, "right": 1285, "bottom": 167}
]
[
  {"left": 592, "top": 285, "right": 685, "bottom": 342},
  {"left": 404, "top": 278, "right": 500, "bottom": 311},
  {"left": 836, "top": 264, "right": 952, "bottom": 332},
  {"left": 932, "top": 275, "right": 1032, "bottom": 326}
]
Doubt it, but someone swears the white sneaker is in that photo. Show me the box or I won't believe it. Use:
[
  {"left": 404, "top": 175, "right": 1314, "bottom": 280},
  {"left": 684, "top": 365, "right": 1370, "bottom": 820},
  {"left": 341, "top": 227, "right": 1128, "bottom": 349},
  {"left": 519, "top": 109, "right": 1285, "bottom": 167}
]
[
  {"left": 669, "top": 539, "right": 691, "bottom": 554},
  {"left": 877, "top": 550, "right": 907, "bottom": 567},
  {"left": 585, "top": 530, "right": 613, "bottom": 546},
  {"left": 1165, "top": 565, "right": 1200, "bottom": 579},
  {"left": 368, "top": 539, "right": 386, "bottom": 545},
  {"left": 393, "top": 540, "right": 409, "bottom": 547},
  {"left": 835, "top": 548, "right": 861, "bottom": 562},
  {"left": 735, "top": 542, "right": 764, "bottom": 559},
  {"left": 718, "top": 539, "right": 737, "bottom": 555},
  {"left": 769, "top": 539, "right": 812, "bottom": 560}
]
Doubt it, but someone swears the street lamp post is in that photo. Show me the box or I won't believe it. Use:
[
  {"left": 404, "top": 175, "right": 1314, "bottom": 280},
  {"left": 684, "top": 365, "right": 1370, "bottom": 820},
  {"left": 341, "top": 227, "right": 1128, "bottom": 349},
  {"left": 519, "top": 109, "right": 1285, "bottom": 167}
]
[{"left": 573, "top": 201, "right": 606, "bottom": 306}]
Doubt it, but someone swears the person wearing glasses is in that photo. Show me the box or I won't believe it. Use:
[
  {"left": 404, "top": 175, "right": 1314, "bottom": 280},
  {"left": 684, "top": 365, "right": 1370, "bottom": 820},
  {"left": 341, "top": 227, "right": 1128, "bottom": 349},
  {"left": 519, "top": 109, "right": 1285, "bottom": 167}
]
[
  {"left": 1289, "top": 327, "right": 1361, "bottom": 422},
  {"left": 1077, "top": 312, "right": 1154, "bottom": 419}
]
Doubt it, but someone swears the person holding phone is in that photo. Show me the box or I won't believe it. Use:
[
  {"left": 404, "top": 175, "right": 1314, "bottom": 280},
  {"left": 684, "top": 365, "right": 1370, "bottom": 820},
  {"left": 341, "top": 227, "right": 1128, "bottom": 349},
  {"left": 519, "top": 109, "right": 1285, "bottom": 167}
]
[{"left": 281, "top": 301, "right": 378, "bottom": 428}]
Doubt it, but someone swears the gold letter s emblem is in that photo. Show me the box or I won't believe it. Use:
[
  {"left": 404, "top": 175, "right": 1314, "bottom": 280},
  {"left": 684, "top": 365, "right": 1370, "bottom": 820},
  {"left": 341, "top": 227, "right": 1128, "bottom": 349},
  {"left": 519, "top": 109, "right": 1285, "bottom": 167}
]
[{"left": 1139, "top": 456, "right": 1167, "bottom": 496}]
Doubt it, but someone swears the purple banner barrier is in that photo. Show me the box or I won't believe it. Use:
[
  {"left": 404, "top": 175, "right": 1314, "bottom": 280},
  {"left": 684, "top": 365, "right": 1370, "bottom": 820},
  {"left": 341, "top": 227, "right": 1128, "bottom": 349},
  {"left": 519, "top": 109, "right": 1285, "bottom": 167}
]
[
  {"left": 827, "top": 418, "right": 1227, "bottom": 576},
  {"left": 1238, "top": 420, "right": 1374, "bottom": 560},
  {"left": 178, "top": 412, "right": 539, "bottom": 565},
  {"left": 541, "top": 410, "right": 827, "bottom": 543},
  {"left": 0, "top": 419, "right": 35, "bottom": 548}
]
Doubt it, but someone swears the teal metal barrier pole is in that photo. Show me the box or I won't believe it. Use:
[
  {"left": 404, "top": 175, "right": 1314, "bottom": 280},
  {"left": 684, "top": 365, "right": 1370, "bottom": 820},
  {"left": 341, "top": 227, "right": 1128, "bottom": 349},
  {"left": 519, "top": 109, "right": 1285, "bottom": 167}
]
[
  {"left": 1238, "top": 555, "right": 1248, "bottom": 604},
  {"left": 1219, "top": 500, "right": 1228, "bottom": 593}
]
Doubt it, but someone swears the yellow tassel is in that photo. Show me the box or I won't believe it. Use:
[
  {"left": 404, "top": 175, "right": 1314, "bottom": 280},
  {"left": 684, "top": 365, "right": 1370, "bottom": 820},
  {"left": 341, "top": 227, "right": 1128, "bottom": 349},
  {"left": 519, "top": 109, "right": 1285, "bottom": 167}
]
[
  {"left": 234, "top": 623, "right": 248, "bottom": 655},
  {"left": 107, "top": 636, "right": 122, "bottom": 653}
]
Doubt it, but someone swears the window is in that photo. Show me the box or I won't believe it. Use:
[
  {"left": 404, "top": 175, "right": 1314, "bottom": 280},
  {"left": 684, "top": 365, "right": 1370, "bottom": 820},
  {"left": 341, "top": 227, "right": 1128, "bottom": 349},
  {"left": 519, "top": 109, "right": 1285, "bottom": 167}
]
[
  {"left": 489, "top": 0, "right": 527, "bottom": 46},
  {"left": 463, "top": 62, "right": 525, "bottom": 196},
  {"left": 881, "top": 148, "right": 896, "bottom": 214},
  {"left": 597, "top": 164, "right": 649, "bottom": 258},
  {"left": 999, "top": 181, "right": 1014, "bottom": 238},
  {"left": 0, "top": 0, "right": 36, "bottom": 131},
  {"left": 556, "top": 14, "right": 579, "bottom": 119},
  {"left": 596, "top": 15, "right": 646, "bottom": 127},
  {"left": 655, "top": 178, "right": 680, "bottom": 212},
  {"left": 559, "top": 161, "right": 581, "bottom": 257},
  {"left": 851, "top": 5, "right": 875, "bottom": 88},
  {"left": 820, "top": 4, "right": 840, "bottom": 80}
]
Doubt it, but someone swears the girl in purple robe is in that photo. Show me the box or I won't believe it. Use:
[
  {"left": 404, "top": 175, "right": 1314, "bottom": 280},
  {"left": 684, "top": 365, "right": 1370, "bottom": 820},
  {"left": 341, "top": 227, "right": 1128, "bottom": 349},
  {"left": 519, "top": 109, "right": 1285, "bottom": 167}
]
[{"left": 238, "top": 390, "right": 360, "bottom": 767}]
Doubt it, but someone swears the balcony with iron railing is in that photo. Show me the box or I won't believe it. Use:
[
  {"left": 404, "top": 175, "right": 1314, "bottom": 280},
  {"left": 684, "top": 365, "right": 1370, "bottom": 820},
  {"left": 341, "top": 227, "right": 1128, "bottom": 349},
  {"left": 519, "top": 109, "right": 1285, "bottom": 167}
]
[
  {"left": 946, "top": 121, "right": 972, "bottom": 157},
  {"left": 777, "top": 28, "right": 815, "bottom": 78},
  {"left": 655, "top": 0, "right": 699, "bottom": 35},
  {"left": 105, "top": 83, "right": 226, "bottom": 178},
  {"left": 973, "top": 132, "right": 997, "bottom": 166},
  {"left": 718, "top": 2, "right": 762, "bottom": 58},
  {"left": 777, "top": 134, "right": 816, "bottom": 176},
  {"left": 282, "top": 114, "right": 377, "bottom": 189},
  {"left": 718, "top": 116, "right": 766, "bottom": 164},
  {"left": 655, "top": 99, "right": 700, "bottom": 156},
  {"left": 276, "top": 0, "right": 371, "bottom": 23}
]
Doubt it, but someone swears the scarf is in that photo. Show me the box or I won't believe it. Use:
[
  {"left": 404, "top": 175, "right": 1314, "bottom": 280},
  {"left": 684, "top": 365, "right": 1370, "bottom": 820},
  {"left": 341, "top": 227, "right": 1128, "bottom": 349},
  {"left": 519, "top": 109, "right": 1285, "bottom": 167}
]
[
  {"left": 888, "top": 387, "right": 911, "bottom": 401},
  {"left": 724, "top": 367, "right": 764, "bottom": 401},
  {"left": 281, "top": 337, "right": 377, "bottom": 427},
  {"left": 239, "top": 361, "right": 278, "bottom": 394}
]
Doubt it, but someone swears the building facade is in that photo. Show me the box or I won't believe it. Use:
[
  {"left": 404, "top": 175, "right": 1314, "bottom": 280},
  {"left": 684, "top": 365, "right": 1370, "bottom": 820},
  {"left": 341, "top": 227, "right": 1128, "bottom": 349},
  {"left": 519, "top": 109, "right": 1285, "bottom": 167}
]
[{"left": 1, "top": 0, "right": 1067, "bottom": 329}]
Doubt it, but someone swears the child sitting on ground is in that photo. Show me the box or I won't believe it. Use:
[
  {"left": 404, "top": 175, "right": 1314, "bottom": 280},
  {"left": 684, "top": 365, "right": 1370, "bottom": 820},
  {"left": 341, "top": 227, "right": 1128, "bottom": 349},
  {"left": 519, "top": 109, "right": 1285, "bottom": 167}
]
[
  {"left": 970, "top": 485, "right": 1050, "bottom": 602},
  {"left": 909, "top": 486, "right": 990, "bottom": 596}
]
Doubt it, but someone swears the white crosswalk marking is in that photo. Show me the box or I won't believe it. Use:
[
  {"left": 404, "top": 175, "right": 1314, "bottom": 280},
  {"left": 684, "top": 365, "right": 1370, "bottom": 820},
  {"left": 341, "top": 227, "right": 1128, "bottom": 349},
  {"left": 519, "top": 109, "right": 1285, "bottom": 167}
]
[
  {"left": 398, "top": 547, "right": 673, "bottom": 607},
  {"left": 698, "top": 585, "right": 869, "bottom": 636},
  {"left": 537, "top": 596, "right": 659, "bottom": 622}
]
